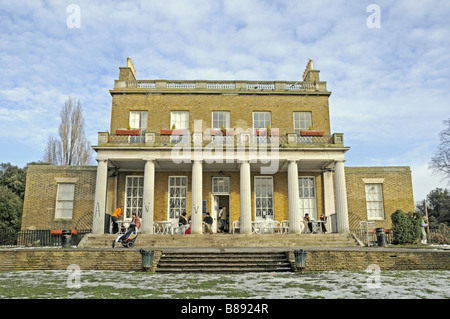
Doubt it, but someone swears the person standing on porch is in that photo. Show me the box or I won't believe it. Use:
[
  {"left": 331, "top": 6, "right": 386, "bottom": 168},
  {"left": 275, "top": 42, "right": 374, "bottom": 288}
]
[
  {"left": 320, "top": 213, "right": 328, "bottom": 233},
  {"left": 111, "top": 206, "right": 123, "bottom": 234},
  {"left": 218, "top": 206, "right": 227, "bottom": 233}
]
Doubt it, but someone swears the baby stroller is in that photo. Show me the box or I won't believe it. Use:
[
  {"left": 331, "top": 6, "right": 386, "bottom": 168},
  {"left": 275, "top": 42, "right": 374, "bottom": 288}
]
[{"left": 112, "top": 224, "right": 139, "bottom": 248}]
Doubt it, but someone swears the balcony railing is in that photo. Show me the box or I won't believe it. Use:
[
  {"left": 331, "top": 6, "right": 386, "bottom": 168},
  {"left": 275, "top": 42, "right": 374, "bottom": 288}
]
[
  {"left": 98, "top": 131, "right": 344, "bottom": 148},
  {"left": 115, "top": 80, "right": 328, "bottom": 92}
]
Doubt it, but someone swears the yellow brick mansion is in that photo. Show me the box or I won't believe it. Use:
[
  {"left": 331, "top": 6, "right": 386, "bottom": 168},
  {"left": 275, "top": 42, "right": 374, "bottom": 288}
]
[{"left": 21, "top": 58, "right": 415, "bottom": 234}]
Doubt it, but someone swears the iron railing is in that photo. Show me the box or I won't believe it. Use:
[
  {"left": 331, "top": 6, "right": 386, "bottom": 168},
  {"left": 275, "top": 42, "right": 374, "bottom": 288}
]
[
  {"left": 351, "top": 226, "right": 450, "bottom": 246},
  {"left": 106, "top": 133, "right": 337, "bottom": 147},
  {"left": 0, "top": 229, "right": 91, "bottom": 247}
]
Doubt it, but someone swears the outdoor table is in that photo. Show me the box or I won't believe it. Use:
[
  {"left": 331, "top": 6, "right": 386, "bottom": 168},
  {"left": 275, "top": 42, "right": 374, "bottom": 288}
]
[
  {"left": 154, "top": 221, "right": 174, "bottom": 234},
  {"left": 311, "top": 220, "right": 325, "bottom": 233},
  {"left": 252, "top": 219, "right": 279, "bottom": 234}
]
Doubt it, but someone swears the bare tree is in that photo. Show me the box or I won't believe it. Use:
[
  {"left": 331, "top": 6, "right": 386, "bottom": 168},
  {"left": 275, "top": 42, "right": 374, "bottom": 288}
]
[
  {"left": 429, "top": 118, "right": 450, "bottom": 180},
  {"left": 43, "top": 97, "right": 93, "bottom": 165}
]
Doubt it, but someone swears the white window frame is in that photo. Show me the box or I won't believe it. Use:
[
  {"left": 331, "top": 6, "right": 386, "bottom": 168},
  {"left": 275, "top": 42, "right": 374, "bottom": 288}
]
[
  {"left": 293, "top": 112, "right": 312, "bottom": 134},
  {"left": 298, "top": 176, "right": 317, "bottom": 220},
  {"left": 365, "top": 183, "right": 385, "bottom": 220},
  {"left": 212, "top": 111, "right": 230, "bottom": 129},
  {"left": 55, "top": 183, "right": 75, "bottom": 219},
  {"left": 170, "top": 111, "right": 189, "bottom": 130},
  {"left": 129, "top": 111, "right": 148, "bottom": 131},
  {"left": 124, "top": 176, "right": 144, "bottom": 221},
  {"left": 212, "top": 177, "right": 231, "bottom": 195},
  {"left": 170, "top": 111, "right": 189, "bottom": 143},
  {"left": 168, "top": 176, "right": 188, "bottom": 221},
  {"left": 253, "top": 112, "right": 271, "bottom": 144},
  {"left": 252, "top": 111, "right": 271, "bottom": 129},
  {"left": 254, "top": 176, "right": 274, "bottom": 219}
]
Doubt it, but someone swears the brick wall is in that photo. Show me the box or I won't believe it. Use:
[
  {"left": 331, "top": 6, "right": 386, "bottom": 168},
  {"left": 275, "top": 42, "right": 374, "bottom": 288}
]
[
  {"left": 0, "top": 249, "right": 160, "bottom": 272},
  {"left": 21, "top": 165, "right": 97, "bottom": 230},
  {"left": 0, "top": 248, "right": 447, "bottom": 271},
  {"left": 110, "top": 93, "right": 331, "bottom": 136},
  {"left": 289, "top": 249, "right": 450, "bottom": 271},
  {"left": 21, "top": 165, "right": 415, "bottom": 233},
  {"left": 345, "top": 167, "right": 415, "bottom": 230}
]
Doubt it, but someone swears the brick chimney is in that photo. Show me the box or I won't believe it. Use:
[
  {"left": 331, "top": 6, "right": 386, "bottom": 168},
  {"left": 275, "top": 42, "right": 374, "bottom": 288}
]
[
  {"left": 119, "top": 57, "right": 136, "bottom": 81},
  {"left": 302, "top": 58, "right": 320, "bottom": 82}
]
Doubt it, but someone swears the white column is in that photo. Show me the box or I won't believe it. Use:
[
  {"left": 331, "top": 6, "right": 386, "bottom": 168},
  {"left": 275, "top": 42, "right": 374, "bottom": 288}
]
[
  {"left": 240, "top": 161, "right": 252, "bottom": 234},
  {"left": 92, "top": 159, "right": 108, "bottom": 234},
  {"left": 323, "top": 170, "right": 336, "bottom": 232},
  {"left": 141, "top": 160, "right": 155, "bottom": 234},
  {"left": 191, "top": 160, "right": 203, "bottom": 234},
  {"left": 288, "top": 160, "right": 301, "bottom": 233},
  {"left": 335, "top": 160, "right": 349, "bottom": 233}
]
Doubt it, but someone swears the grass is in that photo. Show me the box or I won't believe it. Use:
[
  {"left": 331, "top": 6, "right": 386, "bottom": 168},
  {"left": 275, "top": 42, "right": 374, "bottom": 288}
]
[{"left": 0, "top": 270, "right": 448, "bottom": 299}]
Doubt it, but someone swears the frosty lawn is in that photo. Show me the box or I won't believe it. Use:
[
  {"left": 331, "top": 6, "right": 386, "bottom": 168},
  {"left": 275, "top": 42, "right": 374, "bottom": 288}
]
[{"left": 0, "top": 270, "right": 448, "bottom": 299}]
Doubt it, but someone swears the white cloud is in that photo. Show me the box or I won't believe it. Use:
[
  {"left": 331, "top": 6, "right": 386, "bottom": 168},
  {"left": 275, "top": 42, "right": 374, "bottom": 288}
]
[{"left": 0, "top": 0, "right": 449, "bottom": 198}]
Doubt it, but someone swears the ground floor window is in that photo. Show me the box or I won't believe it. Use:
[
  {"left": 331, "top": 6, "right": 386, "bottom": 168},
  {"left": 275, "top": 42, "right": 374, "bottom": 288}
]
[
  {"left": 365, "top": 183, "right": 385, "bottom": 220},
  {"left": 168, "top": 176, "right": 188, "bottom": 221},
  {"left": 125, "top": 176, "right": 143, "bottom": 220},
  {"left": 299, "top": 177, "right": 317, "bottom": 220},
  {"left": 254, "top": 176, "right": 274, "bottom": 219},
  {"left": 55, "top": 183, "right": 75, "bottom": 219}
]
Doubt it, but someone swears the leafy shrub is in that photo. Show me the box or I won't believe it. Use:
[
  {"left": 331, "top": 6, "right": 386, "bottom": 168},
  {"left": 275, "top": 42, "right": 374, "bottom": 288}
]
[{"left": 391, "top": 210, "right": 421, "bottom": 244}]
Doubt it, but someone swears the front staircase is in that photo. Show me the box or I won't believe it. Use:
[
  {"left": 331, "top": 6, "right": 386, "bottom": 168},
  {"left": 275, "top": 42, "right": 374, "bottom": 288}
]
[
  {"left": 75, "top": 233, "right": 359, "bottom": 273},
  {"left": 156, "top": 250, "right": 293, "bottom": 273}
]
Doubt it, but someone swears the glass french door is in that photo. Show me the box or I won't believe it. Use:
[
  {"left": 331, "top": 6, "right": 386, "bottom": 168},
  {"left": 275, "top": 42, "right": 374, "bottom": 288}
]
[{"left": 124, "top": 176, "right": 144, "bottom": 221}]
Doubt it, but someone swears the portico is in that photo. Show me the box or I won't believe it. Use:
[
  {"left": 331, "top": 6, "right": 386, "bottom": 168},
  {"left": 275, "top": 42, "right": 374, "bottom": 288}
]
[{"left": 91, "top": 139, "right": 350, "bottom": 235}]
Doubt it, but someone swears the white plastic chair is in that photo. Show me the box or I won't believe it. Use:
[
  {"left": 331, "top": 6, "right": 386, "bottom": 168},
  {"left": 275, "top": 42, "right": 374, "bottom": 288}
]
[
  {"left": 232, "top": 220, "right": 240, "bottom": 234},
  {"left": 281, "top": 220, "right": 289, "bottom": 234}
]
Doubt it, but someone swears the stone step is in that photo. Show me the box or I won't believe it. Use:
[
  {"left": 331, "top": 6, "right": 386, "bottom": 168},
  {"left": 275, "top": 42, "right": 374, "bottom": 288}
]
[
  {"left": 156, "top": 267, "right": 292, "bottom": 273},
  {"left": 155, "top": 250, "right": 293, "bottom": 273},
  {"left": 78, "top": 233, "right": 359, "bottom": 249}
]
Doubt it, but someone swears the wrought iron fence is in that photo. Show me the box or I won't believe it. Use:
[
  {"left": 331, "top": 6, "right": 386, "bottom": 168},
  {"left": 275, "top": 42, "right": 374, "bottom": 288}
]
[
  {"left": 0, "top": 229, "right": 91, "bottom": 247},
  {"left": 350, "top": 228, "right": 394, "bottom": 246},
  {"left": 351, "top": 226, "right": 450, "bottom": 246}
]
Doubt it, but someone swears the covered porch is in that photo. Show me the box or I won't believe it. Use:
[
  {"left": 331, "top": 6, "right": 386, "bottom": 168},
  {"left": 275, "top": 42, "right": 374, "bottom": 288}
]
[{"left": 91, "top": 146, "right": 351, "bottom": 236}]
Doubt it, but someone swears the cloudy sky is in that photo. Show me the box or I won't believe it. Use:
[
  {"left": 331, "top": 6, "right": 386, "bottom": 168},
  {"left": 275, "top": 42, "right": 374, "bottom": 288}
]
[{"left": 0, "top": 0, "right": 449, "bottom": 203}]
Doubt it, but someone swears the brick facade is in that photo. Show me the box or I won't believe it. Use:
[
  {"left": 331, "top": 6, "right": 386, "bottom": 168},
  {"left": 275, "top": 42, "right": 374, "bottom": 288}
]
[
  {"left": 21, "top": 165, "right": 96, "bottom": 230},
  {"left": 345, "top": 167, "right": 415, "bottom": 230},
  {"left": 110, "top": 93, "right": 331, "bottom": 136},
  {"left": 21, "top": 165, "right": 415, "bottom": 232},
  {"left": 20, "top": 59, "right": 416, "bottom": 234}
]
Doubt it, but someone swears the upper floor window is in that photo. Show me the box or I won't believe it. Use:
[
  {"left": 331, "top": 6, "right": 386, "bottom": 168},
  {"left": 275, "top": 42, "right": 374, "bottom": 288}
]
[
  {"left": 171, "top": 111, "right": 189, "bottom": 130},
  {"left": 212, "top": 111, "right": 230, "bottom": 129},
  {"left": 293, "top": 112, "right": 312, "bottom": 134},
  {"left": 253, "top": 112, "right": 271, "bottom": 129},
  {"left": 55, "top": 183, "right": 75, "bottom": 219},
  {"left": 129, "top": 111, "right": 148, "bottom": 131}
]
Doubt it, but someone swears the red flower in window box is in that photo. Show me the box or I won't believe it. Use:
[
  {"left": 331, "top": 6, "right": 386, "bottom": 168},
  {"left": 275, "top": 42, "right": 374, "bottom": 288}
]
[
  {"left": 300, "top": 130, "right": 324, "bottom": 136},
  {"left": 160, "top": 129, "right": 186, "bottom": 135},
  {"left": 210, "top": 129, "right": 235, "bottom": 136},
  {"left": 116, "top": 129, "right": 140, "bottom": 136},
  {"left": 256, "top": 129, "right": 279, "bottom": 136}
]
